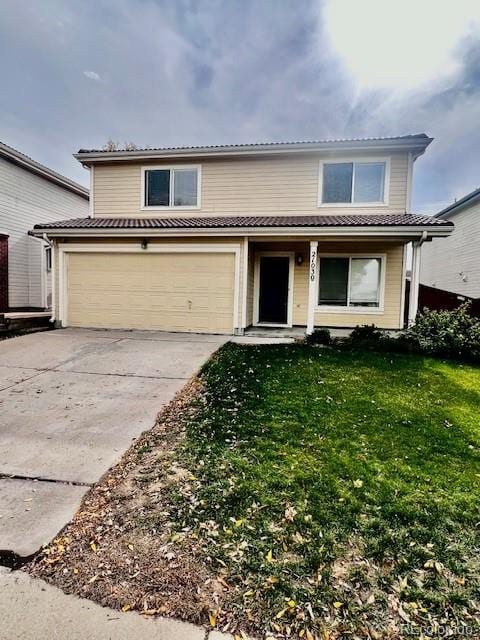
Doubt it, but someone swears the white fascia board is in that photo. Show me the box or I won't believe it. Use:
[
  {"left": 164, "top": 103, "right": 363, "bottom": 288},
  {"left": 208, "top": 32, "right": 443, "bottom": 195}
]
[
  {"left": 31, "top": 225, "right": 453, "bottom": 239},
  {"left": 74, "top": 137, "right": 433, "bottom": 165}
]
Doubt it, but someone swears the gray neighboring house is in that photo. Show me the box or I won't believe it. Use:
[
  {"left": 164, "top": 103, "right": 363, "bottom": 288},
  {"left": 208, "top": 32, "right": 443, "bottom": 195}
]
[
  {"left": 421, "top": 187, "right": 480, "bottom": 300},
  {"left": 0, "top": 141, "right": 89, "bottom": 311}
]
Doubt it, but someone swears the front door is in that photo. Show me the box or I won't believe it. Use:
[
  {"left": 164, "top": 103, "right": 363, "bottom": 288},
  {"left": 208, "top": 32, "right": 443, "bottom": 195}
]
[{"left": 258, "top": 256, "right": 290, "bottom": 324}]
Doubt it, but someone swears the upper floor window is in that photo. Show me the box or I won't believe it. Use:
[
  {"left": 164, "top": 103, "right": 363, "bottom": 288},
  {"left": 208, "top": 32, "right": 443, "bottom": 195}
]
[
  {"left": 319, "top": 160, "right": 387, "bottom": 206},
  {"left": 143, "top": 166, "right": 200, "bottom": 208}
]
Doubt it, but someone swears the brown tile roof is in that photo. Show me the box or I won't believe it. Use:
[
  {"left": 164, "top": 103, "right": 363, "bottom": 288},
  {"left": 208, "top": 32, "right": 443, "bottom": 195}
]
[{"left": 33, "top": 214, "right": 453, "bottom": 230}]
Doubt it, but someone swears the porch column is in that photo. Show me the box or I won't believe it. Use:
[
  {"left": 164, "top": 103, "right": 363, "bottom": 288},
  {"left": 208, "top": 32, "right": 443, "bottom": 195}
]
[
  {"left": 408, "top": 240, "right": 422, "bottom": 326},
  {"left": 307, "top": 240, "right": 318, "bottom": 335},
  {"left": 240, "top": 236, "right": 249, "bottom": 334}
]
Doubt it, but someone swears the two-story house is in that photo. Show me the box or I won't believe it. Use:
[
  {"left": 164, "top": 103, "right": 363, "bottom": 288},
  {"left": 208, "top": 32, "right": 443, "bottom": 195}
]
[
  {"left": 0, "top": 141, "right": 89, "bottom": 312},
  {"left": 31, "top": 135, "right": 453, "bottom": 335},
  {"left": 421, "top": 186, "right": 480, "bottom": 301}
]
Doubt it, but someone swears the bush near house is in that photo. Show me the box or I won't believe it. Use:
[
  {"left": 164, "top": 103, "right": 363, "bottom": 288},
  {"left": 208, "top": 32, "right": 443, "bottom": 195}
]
[{"left": 343, "top": 304, "right": 480, "bottom": 363}]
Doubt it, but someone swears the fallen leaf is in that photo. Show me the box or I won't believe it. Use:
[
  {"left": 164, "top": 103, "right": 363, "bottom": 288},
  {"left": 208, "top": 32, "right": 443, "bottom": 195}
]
[
  {"left": 333, "top": 601, "right": 343, "bottom": 609},
  {"left": 121, "top": 604, "right": 131, "bottom": 612},
  {"left": 353, "top": 479, "right": 363, "bottom": 489}
]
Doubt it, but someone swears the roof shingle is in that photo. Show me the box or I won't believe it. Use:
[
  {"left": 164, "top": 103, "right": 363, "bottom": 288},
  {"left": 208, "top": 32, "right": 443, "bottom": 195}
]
[{"left": 33, "top": 214, "right": 453, "bottom": 230}]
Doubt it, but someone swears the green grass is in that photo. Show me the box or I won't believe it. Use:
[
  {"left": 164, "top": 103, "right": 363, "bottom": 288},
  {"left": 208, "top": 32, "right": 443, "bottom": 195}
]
[{"left": 169, "top": 343, "right": 480, "bottom": 637}]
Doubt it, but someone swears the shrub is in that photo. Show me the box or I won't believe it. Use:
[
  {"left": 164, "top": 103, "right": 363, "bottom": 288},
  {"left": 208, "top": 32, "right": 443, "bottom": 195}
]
[
  {"left": 306, "top": 328, "right": 332, "bottom": 345},
  {"left": 404, "top": 304, "right": 480, "bottom": 362},
  {"left": 348, "top": 324, "right": 385, "bottom": 342}
]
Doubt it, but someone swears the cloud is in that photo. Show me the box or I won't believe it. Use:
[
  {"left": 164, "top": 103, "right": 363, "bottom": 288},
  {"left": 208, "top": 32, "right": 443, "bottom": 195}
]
[
  {"left": 323, "top": 0, "right": 480, "bottom": 92},
  {"left": 0, "top": 0, "right": 478, "bottom": 213},
  {"left": 83, "top": 70, "right": 101, "bottom": 82}
]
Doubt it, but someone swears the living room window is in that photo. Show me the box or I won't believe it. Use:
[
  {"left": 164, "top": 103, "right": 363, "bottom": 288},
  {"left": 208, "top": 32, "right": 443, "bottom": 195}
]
[
  {"left": 318, "top": 256, "right": 383, "bottom": 310},
  {"left": 143, "top": 166, "right": 200, "bottom": 208},
  {"left": 319, "top": 160, "right": 388, "bottom": 205}
]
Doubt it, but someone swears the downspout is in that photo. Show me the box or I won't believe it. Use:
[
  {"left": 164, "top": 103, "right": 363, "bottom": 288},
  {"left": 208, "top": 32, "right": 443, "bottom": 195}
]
[
  {"left": 42, "top": 233, "right": 56, "bottom": 323},
  {"left": 408, "top": 231, "right": 428, "bottom": 325}
]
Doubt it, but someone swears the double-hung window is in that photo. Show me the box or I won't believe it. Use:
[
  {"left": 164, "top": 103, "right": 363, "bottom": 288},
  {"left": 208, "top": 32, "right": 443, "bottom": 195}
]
[
  {"left": 320, "top": 160, "right": 387, "bottom": 205},
  {"left": 143, "top": 166, "right": 200, "bottom": 208},
  {"left": 318, "top": 256, "right": 383, "bottom": 310}
]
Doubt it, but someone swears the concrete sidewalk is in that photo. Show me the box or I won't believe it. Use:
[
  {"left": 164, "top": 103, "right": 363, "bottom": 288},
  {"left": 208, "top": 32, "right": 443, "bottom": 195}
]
[{"left": 0, "top": 567, "right": 237, "bottom": 640}]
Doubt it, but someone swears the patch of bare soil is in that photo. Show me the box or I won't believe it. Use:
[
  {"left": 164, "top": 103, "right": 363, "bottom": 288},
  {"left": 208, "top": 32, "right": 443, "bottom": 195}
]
[{"left": 26, "top": 379, "right": 225, "bottom": 625}]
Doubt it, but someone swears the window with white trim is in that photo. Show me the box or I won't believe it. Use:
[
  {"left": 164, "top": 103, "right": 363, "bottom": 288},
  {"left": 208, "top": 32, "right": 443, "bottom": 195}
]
[
  {"left": 321, "top": 161, "right": 386, "bottom": 204},
  {"left": 45, "top": 246, "right": 52, "bottom": 272},
  {"left": 318, "top": 256, "right": 382, "bottom": 308},
  {"left": 144, "top": 167, "right": 199, "bottom": 208}
]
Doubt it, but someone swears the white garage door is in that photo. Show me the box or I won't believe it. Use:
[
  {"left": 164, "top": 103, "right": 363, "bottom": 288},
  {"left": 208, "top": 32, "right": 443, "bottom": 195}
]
[{"left": 66, "top": 251, "right": 236, "bottom": 334}]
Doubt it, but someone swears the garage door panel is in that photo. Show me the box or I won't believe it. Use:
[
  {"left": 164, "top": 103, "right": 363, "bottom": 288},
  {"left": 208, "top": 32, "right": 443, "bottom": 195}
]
[{"left": 66, "top": 252, "right": 235, "bottom": 334}]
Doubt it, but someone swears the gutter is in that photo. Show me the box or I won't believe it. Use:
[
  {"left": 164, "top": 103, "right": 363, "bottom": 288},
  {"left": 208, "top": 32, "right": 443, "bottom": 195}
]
[
  {"left": 74, "top": 137, "right": 433, "bottom": 165},
  {"left": 30, "top": 225, "right": 453, "bottom": 239}
]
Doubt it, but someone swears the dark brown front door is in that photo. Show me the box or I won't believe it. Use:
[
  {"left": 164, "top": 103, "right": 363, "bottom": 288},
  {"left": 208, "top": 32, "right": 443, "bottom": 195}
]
[{"left": 258, "top": 256, "right": 289, "bottom": 324}]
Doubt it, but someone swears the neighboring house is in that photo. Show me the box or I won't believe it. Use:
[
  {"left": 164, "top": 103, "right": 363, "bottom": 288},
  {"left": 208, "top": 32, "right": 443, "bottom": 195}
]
[
  {"left": 31, "top": 134, "right": 453, "bottom": 335},
  {"left": 0, "top": 141, "right": 89, "bottom": 311},
  {"left": 421, "top": 187, "right": 480, "bottom": 300}
]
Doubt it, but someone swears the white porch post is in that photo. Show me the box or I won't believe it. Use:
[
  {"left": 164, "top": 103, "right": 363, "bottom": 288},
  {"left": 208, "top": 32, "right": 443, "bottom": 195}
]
[
  {"left": 408, "top": 240, "right": 422, "bottom": 326},
  {"left": 307, "top": 240, "right": 318, "bottom": 335}
]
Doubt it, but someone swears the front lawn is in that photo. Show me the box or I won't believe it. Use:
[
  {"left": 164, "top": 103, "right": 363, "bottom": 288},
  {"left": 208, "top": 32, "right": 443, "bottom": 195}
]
[{"left": 29, "top": 344, "right": 480, "bottom": 639}]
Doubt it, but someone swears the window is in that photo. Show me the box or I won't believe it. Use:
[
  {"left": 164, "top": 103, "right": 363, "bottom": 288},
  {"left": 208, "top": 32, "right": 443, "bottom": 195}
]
[
  {"left": 144, "top": 167, "right": 199, "bottom": 208},
  {"left": 318, "top": 256, "right": 382, "bottom": 309},
  {"left": 320, "top": 161, "right": 386, "bottom": 205},
  {"left": 45, "top": 246, "right": 52, "bottom": 272}
]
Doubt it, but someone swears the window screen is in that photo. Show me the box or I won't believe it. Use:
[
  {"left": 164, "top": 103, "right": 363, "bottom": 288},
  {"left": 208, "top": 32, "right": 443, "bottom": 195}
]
[
  {"left": 353, "top": 163, "right": 385, "bottom": 203},
  {"left": 173, "top": 169, "right": 197, "bottom": 206},
  {"left": 350, "top": 258, "right": 381, "bottom": 306}
]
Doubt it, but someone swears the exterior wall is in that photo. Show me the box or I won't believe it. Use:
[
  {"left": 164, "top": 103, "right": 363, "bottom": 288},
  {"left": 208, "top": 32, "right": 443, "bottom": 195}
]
[
  {"left": 0, "top": 156, "right": 89, "bottom": 308},
  {"left": 314, "top": 241, "right": 404, "bottom": 329},
  {"left": 248, "top": 239, "right": 405, "bottom": 330},
  {"left": 0, "top": 234, "right": 8, "bottom": 310},
  {"left": 55, "top": 236, "right": 405, "bottom": 332},
  {"left": 421, "top": 202, "right": 480, "bottom": 298},
  {"left": 92, "top": 151, "right": 409, "bottom": 219}
]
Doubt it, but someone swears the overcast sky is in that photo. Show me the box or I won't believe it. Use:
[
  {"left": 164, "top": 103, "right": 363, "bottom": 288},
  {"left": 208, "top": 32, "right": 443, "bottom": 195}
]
[{"left": 1, "top": 0, "right": 479, "bottom": 213}]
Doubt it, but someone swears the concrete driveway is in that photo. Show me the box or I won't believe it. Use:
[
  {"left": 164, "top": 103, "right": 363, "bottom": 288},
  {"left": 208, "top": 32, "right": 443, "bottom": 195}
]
[{"left": 0, "top": 328, "right": 227, "bottom": 559}]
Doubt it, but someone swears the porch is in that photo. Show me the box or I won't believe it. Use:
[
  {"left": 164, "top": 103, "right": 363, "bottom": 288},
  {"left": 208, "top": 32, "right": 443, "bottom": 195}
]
[{"left": 241, "top": 237, "right": 421, "bottom": 334}]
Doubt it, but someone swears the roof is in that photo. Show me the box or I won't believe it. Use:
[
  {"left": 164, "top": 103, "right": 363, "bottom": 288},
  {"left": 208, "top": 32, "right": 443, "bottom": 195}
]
[
  {"left": 0, "top": 141, "right": 89, "bottom": 199},
  {"left": 32, "top": 213, "right": 453, "bottom": 237},
  {"left": 435, "top": 186, "right": 480, "bottom": 219},
  {"left": 74, "top": 134, "right": 433, "bottom": 165}
]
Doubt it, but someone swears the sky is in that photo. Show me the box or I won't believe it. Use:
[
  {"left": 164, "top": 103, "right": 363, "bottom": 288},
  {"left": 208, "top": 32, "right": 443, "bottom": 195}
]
[{"left": 1, "top": 0, "right": 479, "bottom": 213}]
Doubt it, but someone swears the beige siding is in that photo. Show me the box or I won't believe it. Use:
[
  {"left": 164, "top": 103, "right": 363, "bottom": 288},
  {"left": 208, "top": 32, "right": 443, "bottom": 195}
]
[
  {"left": 248, "top": 240, "right": 404, "bottom": 329},
  {"left": 93, "top": 152, "right": 409, "bottom": 219},
  {"left": 54, "top": 237, "right": 405, "bottom": 333},
  {"left": 314, "top": 242, "right": 404, "bottom": 329},
  {"left": 421, "top": 203, "right": 480, "bottom": 298}
]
